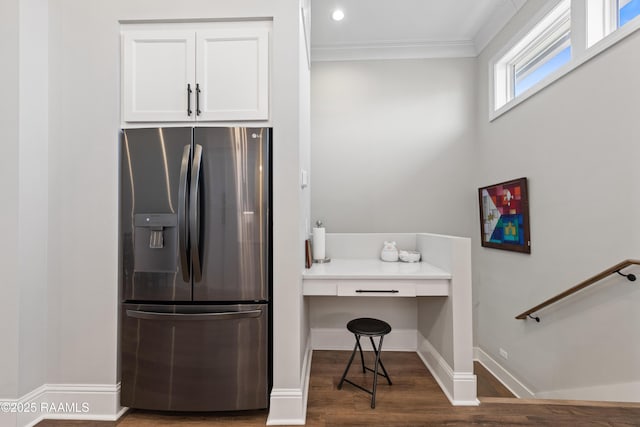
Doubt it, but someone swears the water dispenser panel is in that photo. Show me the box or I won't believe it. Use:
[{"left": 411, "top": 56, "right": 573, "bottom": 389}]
[{"left": 133, "top": 214, "right": 178, "bottom": 272}]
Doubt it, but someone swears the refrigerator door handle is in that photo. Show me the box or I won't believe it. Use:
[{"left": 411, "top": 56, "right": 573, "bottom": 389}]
[
  {"left": 178, "top": 144, "right": 191, "bottom": 282},
  {"left": 190, "top": 143, "right": 203, "bottom": 282},
  {"left": 126, "top": 309, "right": 262, "bottom": 321}
]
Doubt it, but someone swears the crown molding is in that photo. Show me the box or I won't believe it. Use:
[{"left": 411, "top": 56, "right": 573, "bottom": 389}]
[
  {"left": 311, "top": 39, "right": 477, "bottom": 62},
  {"left": 310, "top": 0, "right": 527, "bottom": 62}
]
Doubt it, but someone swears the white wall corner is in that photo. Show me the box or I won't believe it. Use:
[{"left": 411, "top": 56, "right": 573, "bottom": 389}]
[
  {"left": 418, "top": 334, "right": 478, "bottom": 406},
  {"left": 474, "top": 0, "right": 526, "bottom": 55},
  {"left": 266, "top": 343, "right": 312, "bottom": 426},
  {"left": 473, "top": 347, "right": 536, "bottom": 399},
  {"left": 450, "top": 237, "right": 474, "bottom": 374},
  {"left": 11, "top": 383, "right": 126, "bottom": 427}
]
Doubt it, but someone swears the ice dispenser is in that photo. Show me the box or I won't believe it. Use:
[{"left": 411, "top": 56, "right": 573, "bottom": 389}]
[{"left": 134, "top": 213, "right": 178, "bottom": 272}]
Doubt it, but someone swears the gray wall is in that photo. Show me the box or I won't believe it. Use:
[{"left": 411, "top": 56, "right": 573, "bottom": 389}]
[
  {"left": 474, "top": 1, "right": 640, "bottom": 397},
  {"left": 0, "top": 0, "right": 20, "bottom": 400},
  {"left": 0, "top": 0, "right": 49, "bottom": 402},
  {"left": 18, "top": 0, "right": 49, "bottom": 397},
  {"left": 311, "top": 59, "right": 477, "bottom": 236},
  {"left": 299, "top": 0, "right": 312, "bottom": 371}
]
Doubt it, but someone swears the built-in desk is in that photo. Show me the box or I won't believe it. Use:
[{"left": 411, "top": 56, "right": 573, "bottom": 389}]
[
  {"left": 302, "top": 232, "right": 477, "bottom": 406},
  {"left": 303, "top": 259, "right": 451, "bottom": 297}
]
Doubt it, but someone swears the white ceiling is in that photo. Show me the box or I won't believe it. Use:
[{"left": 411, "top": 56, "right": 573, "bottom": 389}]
[{"left": 310, "top": 0, "right": 527, "bottom": 61}]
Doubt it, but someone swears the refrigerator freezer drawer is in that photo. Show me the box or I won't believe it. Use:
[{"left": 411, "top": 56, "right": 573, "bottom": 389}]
[{"left": 121, "top": 303, "right": 269, "bottom": 411}]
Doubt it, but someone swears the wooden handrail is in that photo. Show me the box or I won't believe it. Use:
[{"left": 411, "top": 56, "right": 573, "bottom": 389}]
[{"left": 515, "top": 259, "right": 640, "bottom": 320}]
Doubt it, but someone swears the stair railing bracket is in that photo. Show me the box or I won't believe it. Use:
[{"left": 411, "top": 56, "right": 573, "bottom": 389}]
[
  {"left": 616, "top": 270, "right": 636, "bottom": 282},
  {"left": 528, "top": 314, "right": 541, "bottom": 322}
]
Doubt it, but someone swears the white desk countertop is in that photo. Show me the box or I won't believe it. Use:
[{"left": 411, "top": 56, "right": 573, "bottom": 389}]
[{"left": 302, "top": 258, "right": 451, "bottom": 280}]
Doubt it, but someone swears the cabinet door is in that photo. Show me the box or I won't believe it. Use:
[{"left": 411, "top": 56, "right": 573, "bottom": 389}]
[
  {"left": 196, "top": 27, "right": 269, "bottom": 121},
  {"left": 123, "top": 31, "right": 195, "bottom": 122}
]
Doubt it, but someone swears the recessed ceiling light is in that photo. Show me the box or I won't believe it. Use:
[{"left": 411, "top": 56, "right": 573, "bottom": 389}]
[{"left": 331, "top": 9, "right": 345, "bottom": 21}]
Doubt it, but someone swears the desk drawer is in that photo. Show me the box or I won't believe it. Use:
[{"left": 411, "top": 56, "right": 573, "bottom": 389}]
[{"left": 337, "top": 281, "right": 416, "bottom": 297}]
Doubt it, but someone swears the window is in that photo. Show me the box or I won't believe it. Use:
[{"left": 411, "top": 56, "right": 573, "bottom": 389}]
[
  {"left": 490, "top": 0, "right": 640, "bottom": 120},
  {"left": 587, "top": 0, "right": 640, "bottom": 47},
  {"left": 493, "top": 0, "right": 571, "bottom": 111},
  {"left": 513, "top": 7, "right": 571, "bottom": 97},
  {"left": 619, "top": 0, "right": 640, "bottom": 26}
]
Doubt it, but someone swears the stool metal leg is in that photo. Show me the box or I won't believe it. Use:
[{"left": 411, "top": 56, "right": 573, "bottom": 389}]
[
  {"left": 338, "top": 337, "right": 359, "bottom": 389},
  {"left": 338, "top": 328, "right": 392, "bottom": 409},
  {"left": 356, "top": 335, "right": 366, "bottom": 373},
  {"left": 370, "top": 335, "right": 384, "bottom": 408},
  {"left": 369, "top": 336, "right": 392, "bottom": 385}
]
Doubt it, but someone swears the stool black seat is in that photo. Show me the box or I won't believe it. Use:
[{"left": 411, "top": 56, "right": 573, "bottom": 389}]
[{"left": 338, "top": 317, "right": 392, "bottom": 408}]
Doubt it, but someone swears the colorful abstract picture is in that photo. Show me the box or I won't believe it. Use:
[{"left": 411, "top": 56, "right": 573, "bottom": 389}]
[{"left": 478, "top": 177, "right": 531, "bottom": 254}]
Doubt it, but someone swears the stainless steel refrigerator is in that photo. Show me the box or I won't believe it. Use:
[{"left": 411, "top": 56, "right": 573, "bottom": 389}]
[{"left": 119, "top": 127, "right": 271, "bottom": 412}]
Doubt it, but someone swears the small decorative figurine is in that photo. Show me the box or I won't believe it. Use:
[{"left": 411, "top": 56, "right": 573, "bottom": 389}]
[{"left": 380, "top": 241, "right": 399, "bottom": 262}]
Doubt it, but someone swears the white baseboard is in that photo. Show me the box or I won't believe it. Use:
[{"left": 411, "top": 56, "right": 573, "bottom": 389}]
[
  {"left": 300, "top": 342, "right": 313, "bottom": 423},
  {"left": 0, "top": 383, "right": 126, "bottom": 427},
  {"left": 265, "top": 389, "right": 305, "bottom": 426},
  {"left": 535, "top": 381, "right": 640, "bottom": 402},
  {"left": 473, "top": 347, "right": 535, "bottom": 399},
  {"left": 266, "top": 342, "right": 312, "bottom": 426},
  {"left": 310, "top": 328, "right": 417, "bottom": 351},
  {"left": 417, "top": 334, "right": 478, "bottom": 406}
]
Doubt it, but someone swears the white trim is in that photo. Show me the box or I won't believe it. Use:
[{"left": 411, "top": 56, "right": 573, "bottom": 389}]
[
  {"left": 311, "top": 40, "right": 477, "bottom": 62},
  {"left": 266, "top": 342, "right": 312, "bottom": 426},
  {"left": 310, "top": 328, "right": 417, "bottom": 351},
  {"left": 535, "top": 380, "right": 640, "bottom": 402},
  {"left": 0, "top": 383, "right": 126, "bottom": 427},
  {"left": 473, "top": 347, "right": 536, "bottom": 399},
  {"left": 417, "top": 333, "right": 479, "bottom": 406},
  {"left": 490, "top": 0, "right": 640, "bottom": 121},
  {"left": 265, "top": 389, "right": 305, "bottom": 426},
  {"left": 300, "top": 1, "right": 311, "bottom": 69},
  {"left": 300, "top": 343, "right": 312, "bottom": 424}
]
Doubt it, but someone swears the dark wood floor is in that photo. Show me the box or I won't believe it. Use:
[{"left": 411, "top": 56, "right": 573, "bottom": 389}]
[
  {"left": 37, "top": 350, "right": 640, "bottom": 426},
  {"left": 474, "top": 360, "right": 515, "bottom": 399}
]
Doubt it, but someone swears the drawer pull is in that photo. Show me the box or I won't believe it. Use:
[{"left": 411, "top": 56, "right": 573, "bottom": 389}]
[{"left": 355, "top": 289, "right": 399, "bottom": 293}]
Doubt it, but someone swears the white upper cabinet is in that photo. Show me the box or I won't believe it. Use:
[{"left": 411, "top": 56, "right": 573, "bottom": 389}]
[
  {"left": 196, "top": 28, "right": 269, "bottom": 121},
  {"left": 123, "top": 31, "right": 196, "bottom": 122},
  {"left": 122, "top": 22, "right": 270, "bottom": 123}
]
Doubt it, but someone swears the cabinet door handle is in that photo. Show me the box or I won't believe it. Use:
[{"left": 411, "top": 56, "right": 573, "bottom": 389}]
[
  {"left": 355, "top": 290, "right": 399, "bottom": 293},
  {"left": 196, "top": 83, "right": 201, "bottom": 116},
  {"left": 187, "top": 84, "right": 193, "bottom": 116}
]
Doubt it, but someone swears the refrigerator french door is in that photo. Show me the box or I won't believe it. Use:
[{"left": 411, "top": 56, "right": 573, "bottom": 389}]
[{"left": 120, "top": 127, "right": 270, "bottom": 412}]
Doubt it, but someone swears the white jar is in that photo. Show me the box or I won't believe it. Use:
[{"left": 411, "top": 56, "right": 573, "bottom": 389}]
[{"left": 380, "top": 241, "right": 399, "bottom": 262}]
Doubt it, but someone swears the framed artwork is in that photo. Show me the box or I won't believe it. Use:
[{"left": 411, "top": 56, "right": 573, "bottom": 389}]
[{"left": 478, "top": 177, "right": 531, "bottom": 254}]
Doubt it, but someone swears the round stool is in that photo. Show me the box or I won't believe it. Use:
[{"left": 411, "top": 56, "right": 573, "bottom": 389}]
[{"left": 337, "top": 318, "right": 392, "bottom": 408}]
